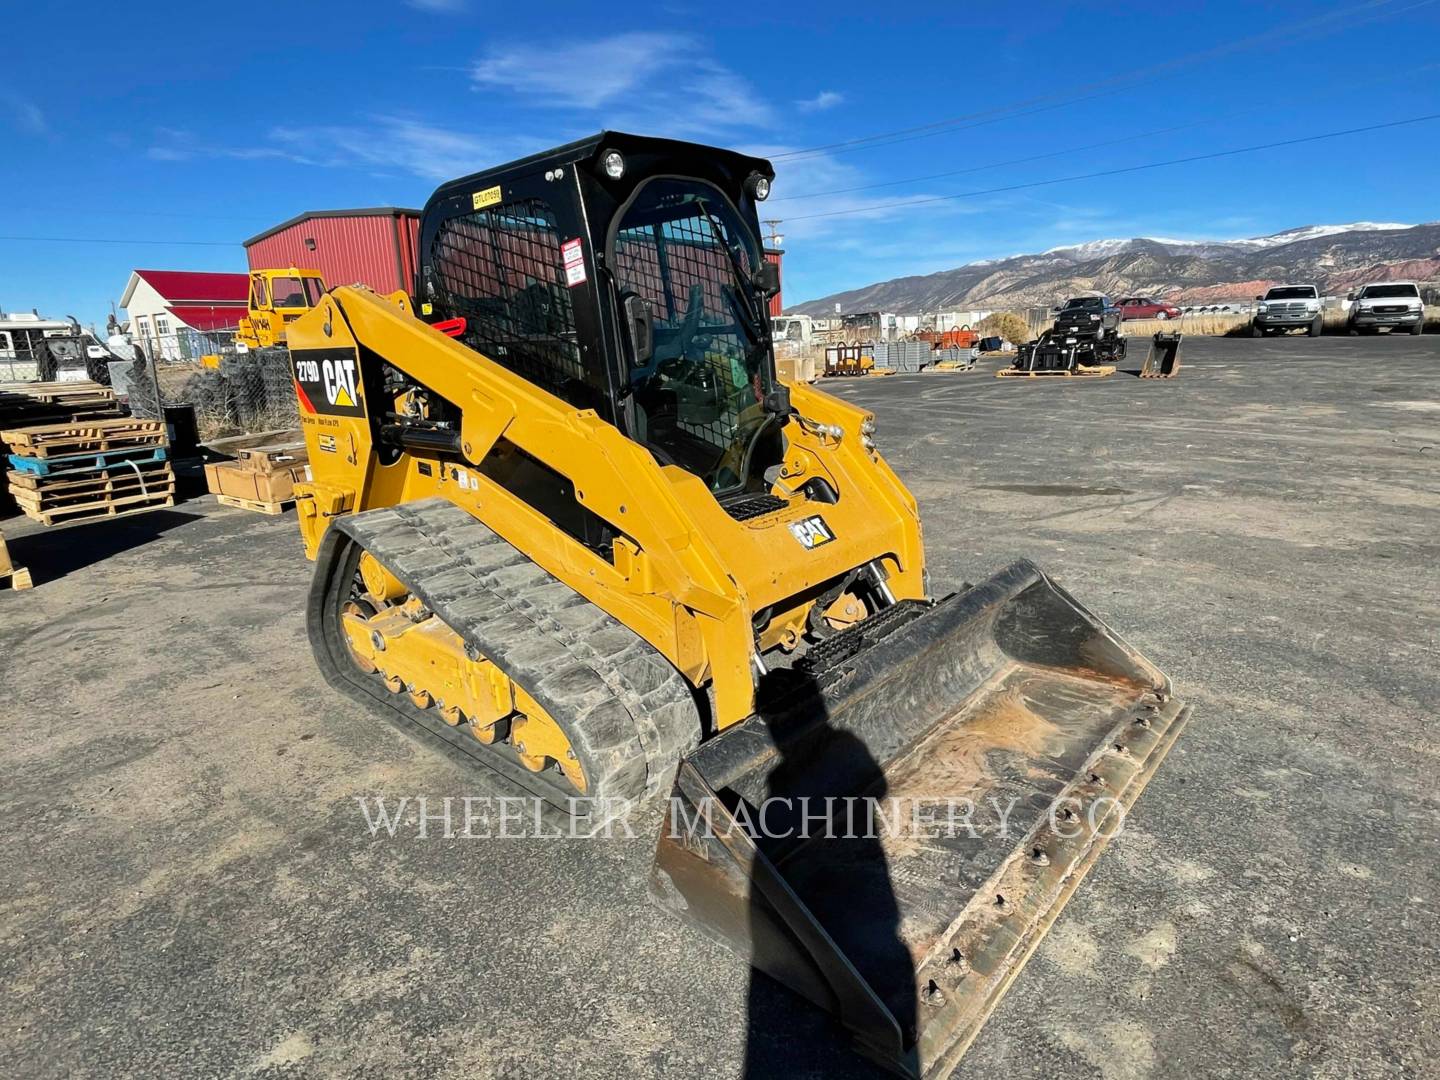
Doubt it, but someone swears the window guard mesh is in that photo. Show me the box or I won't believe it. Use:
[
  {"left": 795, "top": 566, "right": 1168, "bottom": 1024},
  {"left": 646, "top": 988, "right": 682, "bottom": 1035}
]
[
  {"left": 614, "top": 205, "right": 755, "bottom": 457},
  {"left": 429, "top": 199, "right": 586, "bottom": 401}
]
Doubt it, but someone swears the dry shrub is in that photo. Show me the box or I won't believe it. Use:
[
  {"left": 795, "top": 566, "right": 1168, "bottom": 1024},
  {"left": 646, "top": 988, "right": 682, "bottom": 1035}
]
[{"left": 975, "top": 312, "right": 1031, "bottom": 344}]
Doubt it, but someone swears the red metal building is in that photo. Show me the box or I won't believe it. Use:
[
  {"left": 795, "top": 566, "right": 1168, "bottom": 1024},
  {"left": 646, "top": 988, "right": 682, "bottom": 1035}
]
[
  {"left": 245, "top": 207, "right": 782, "bottom": 317},
  {"left": 244, "top": 208, "right": 421, "bottom": 296}
]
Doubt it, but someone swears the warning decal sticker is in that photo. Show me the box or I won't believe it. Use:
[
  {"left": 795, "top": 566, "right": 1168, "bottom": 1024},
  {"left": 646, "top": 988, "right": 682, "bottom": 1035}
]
[
  {"left": 561, "top": 238, "right": 587, "bottom": 287},
  {"left": 292, "top": 348, "right": 365, "bottom": 418}
]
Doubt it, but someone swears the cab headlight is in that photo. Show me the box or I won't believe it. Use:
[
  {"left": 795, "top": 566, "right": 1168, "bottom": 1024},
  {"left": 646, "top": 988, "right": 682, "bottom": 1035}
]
[
  {"left": 601, "top": 150, "right": 625, "bottom": 180},
  {"left": 748, "top": 172, "right": 771, "bottom": 201}
]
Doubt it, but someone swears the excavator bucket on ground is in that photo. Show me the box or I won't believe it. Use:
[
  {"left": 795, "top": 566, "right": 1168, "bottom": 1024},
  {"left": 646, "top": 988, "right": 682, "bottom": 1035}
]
[
  {"left": 651, "top": 560, "right": 1189, "bottom": 1078},
  {"left": 1139, "top": 332, "right": 1183, "bottom": 378}
]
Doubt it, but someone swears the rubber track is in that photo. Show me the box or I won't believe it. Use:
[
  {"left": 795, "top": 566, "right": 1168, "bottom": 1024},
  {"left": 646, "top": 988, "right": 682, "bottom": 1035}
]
[{"left": 335, "top": 498, "right": 701, "bottom": 800}]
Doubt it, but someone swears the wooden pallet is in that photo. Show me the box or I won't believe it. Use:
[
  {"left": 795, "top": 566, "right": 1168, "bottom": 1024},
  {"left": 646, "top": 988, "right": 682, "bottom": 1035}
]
[
  {"left": 216, "top": 493, "right": 292, "bottom": 516},
  {"left": 11, "top": 473, "right": 176, "bottom": 511},
  {"left": 0, "top": 379, "right": 113, "bottom": 401},
  {"left": 202, "top": 427, "right": 302, "bottom": 456},
  {"left": 0, "top": 532, "right": 32, "bottom": 590},
  {"left": 8, "top": 461, "right": 173, "bottom": 493},
  {"left": 0, "top": 382, "right": 122, "bottom": 430},
  {"left": 7, "top": 445, "right": 168, "bottom": 477},
  {"left": 1, "top": 418, "right": 167, "bottom": 459},
  {"left": 18, "top": 492, "right": 176, "bottom": 527}
]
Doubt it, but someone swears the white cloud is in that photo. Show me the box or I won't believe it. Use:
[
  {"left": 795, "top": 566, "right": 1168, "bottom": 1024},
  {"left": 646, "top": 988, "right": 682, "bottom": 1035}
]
[
  {"left": 146, "top": 117, "right": 541, "bottom": 181},
  {"left": 470, "top": 32, "right": 774, "bottom": 136},
  {"left": 407, "top": 0, "right": 467, "bottom": 9},
  {"left": 796, "top": 91, "right": 843, "bottom": 113},
  {"left": 2, "top": 93, "right": 47, "bottom": 136},
  {"left": 472, "top": 32, "right": 679, "bottom": 109},
  {"left": 746, "top": 144, "right": 990, "bottom": 246},
  {"left": 270, "top": 117, "right": 542, "bottom": 179}
]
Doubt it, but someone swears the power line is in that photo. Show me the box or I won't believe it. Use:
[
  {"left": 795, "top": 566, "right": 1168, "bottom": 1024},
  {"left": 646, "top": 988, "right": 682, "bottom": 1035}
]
[
  {"left": 0, "top": 235, "right": 237, "bottom": 247},
  {"left": 783, "top": 113, "right": 1440, "bottom": 222},
  {"left": 771, "top": 0, "right": 1436, "bottom": 162},
  {"left": 772, "top": 63, "right": 1440, "bottom": 203}
]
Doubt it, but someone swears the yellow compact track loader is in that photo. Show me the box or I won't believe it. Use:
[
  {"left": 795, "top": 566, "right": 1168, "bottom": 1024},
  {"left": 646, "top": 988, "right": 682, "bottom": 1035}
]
[{"left": 287, "top": 133, "right": 1190, "bottom": 1078}]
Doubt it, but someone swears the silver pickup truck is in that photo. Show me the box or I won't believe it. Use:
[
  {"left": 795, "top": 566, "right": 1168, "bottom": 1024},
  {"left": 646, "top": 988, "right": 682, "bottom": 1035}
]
[
  {"left": 1347, "top": 281, "right": 1425, "bottom": 335},
  {"left": 1252, "top": 284, "right": 1322, "bottom": 337}
]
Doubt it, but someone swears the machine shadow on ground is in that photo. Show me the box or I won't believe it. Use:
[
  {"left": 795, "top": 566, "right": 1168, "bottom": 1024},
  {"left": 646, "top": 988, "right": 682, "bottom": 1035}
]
[{"left": 740, "top": 667, "right": 914, "bottom": 1079}]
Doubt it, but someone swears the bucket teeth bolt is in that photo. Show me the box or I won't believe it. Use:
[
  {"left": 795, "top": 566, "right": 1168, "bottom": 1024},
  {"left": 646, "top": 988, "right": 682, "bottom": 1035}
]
[
  {"left": 946, "top": 948, "right": 969, "bottom": 974},
  {"left": 920, "top": 979, "right": 946, "bottom": 1008}
]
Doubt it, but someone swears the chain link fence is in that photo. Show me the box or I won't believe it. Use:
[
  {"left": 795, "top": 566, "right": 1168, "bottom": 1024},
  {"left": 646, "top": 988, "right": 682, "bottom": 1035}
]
[
  {"left": 110, "top": 329, "right": 299, "bottom": 438},
  {"left": 171, "top": 349, "right": 300, "bottom": 436}
]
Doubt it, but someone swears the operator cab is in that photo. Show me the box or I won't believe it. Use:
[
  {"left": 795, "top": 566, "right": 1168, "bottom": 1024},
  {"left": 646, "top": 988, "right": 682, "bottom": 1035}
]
[
  {"left": 417, "top": 132, "right": 784, "bottom": 503},
  {"left": 251, "top": 269, "right": 327, "bottom": 313}
]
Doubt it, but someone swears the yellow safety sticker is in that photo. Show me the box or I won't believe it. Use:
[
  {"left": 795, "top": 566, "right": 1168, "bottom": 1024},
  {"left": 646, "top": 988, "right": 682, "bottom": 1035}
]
[
  {"left": 420, "top": 302, "right": 433, "bottom": 315},
  {"left": 472, "top": 185, "right": 503, "bottom": 210}
]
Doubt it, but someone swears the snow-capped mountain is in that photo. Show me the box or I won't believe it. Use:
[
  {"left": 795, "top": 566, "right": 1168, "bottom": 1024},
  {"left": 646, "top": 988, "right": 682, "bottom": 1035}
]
[
  {"left": 1231, "top": 222, "right": 1414, "bottom": 249},
  {"left": 787, "top": 221, "right": 1438, "bottom": 315}
]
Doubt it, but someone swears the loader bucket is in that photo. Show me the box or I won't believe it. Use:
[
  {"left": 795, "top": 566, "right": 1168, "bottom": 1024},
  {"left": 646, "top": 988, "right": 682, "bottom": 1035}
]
[
  {"left": 649, "top": 560, "right": 1189, "bottom": 1078},
  {"left": 1139, "top": 331, "right": 1182, "bottom": 378}
]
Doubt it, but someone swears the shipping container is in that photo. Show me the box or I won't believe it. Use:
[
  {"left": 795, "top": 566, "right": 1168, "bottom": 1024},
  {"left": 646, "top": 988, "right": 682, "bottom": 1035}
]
[{"left": 244, "top": 208, "right": 421, "bottom": 297}]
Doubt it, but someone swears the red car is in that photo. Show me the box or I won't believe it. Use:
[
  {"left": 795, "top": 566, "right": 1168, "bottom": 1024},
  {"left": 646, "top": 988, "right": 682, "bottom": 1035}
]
[{"left": 1115, "top": 296, "right": 1181, "bottom": 320}]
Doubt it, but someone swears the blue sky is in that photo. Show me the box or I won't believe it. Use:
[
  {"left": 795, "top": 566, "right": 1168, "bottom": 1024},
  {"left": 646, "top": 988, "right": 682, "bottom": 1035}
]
[{"left": 2, "top": 0, "right": 1437, "bottom": 326}]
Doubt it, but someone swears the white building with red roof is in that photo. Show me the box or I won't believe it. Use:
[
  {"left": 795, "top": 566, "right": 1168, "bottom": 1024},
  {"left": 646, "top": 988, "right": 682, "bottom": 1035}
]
[{"left": 119, "top": 269, "right": 249, "bottom": 359}]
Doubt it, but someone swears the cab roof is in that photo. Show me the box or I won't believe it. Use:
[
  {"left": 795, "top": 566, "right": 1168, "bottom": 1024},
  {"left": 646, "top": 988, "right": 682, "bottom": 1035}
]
[{"left": 424, "top": 131, "right": 774, "bottom": 214}]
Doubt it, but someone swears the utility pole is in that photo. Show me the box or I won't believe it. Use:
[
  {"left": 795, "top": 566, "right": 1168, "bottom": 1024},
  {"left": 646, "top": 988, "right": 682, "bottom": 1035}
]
[{"left": 762, "top": 219, "right": 784, "bottom": 249}]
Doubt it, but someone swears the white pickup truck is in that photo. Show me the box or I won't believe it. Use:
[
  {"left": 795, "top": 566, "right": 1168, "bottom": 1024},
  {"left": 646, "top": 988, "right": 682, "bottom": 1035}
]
[
  {"left": 1252, "top": 285, "right": 1322, "bottom": 337},
  {"left": 1347, "top": 281, "right": 1425, "bottom": 335}
]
